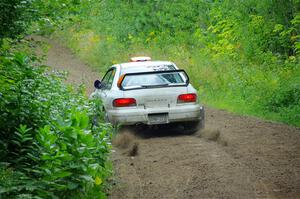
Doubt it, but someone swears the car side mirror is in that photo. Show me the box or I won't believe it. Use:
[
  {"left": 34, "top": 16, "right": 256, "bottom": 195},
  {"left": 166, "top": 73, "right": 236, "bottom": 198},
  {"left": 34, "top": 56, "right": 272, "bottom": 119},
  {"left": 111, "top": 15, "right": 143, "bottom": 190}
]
[{"left": 94, "top": 80, "right": 102, "bottom": 89}]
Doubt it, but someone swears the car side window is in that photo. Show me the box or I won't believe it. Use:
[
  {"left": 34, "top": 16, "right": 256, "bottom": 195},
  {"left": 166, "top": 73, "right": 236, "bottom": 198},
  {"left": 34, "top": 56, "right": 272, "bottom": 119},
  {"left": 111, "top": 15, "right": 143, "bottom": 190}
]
[
  {"left": 107, "top": 69, "right": 116, "bottom": 88},
  {"left": 101, "top": 68, "right": 116, "bottom": 90}
]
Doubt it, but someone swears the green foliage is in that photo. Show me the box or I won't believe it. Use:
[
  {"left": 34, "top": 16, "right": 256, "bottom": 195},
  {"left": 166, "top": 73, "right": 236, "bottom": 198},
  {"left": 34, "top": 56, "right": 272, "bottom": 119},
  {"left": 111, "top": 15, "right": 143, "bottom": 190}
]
[
  {"left": 0, "top": 0, "right": 36, "bottom": 39},
  {"left": 0, "top": 0, "right": 90, "bottom": 39},
  {"left": 33, "top": 109, "right": 112, "bottom": 198},
  {"left": 31, "top": 0, "right": 91, "bottom": 35},
  {"left": 55, "top": 0, "right": 300, "bottom": 126},
  {"left": 0, "top": 42, "right": 112, "bottom": 198}
]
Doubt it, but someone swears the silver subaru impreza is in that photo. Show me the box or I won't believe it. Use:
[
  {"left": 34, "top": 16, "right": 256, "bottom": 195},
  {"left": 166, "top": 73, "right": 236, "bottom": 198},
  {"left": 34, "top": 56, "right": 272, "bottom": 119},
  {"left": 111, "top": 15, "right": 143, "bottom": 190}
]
[{"left": 91, "top": 57, "right": 204, "bottom": 134}]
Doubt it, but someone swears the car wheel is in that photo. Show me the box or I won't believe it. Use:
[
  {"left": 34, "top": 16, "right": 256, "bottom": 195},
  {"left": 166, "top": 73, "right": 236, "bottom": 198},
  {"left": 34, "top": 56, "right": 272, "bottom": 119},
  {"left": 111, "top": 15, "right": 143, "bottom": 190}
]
[
  {"left": 92, "top": 109, "right": 109, "bottom": 126},
  {"left": 104, "top": 111, "right": 110, "bottom": 123},
  {"left": 92, "top": 114, "right": 101, "bottom": 126},
  {"left": 183, "top": 120, "right": 203, "bottom": 135}
]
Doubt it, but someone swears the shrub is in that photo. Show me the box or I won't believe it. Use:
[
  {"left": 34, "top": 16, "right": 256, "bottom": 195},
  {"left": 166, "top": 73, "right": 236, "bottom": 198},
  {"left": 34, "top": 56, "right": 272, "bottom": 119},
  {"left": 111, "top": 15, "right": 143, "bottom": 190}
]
[{"left": 0, "top": 43, "right": 112, "bottom": 198}]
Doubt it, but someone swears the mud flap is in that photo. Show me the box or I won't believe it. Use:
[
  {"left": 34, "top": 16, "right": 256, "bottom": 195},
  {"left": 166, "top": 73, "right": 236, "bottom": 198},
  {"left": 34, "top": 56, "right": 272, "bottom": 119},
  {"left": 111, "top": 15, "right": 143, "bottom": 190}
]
[
  {"left": 200, "top": 106, "right": 205, "bottom": 129},
  {"left": 182, "top": 106, "right": 205, "bottom": 135}
]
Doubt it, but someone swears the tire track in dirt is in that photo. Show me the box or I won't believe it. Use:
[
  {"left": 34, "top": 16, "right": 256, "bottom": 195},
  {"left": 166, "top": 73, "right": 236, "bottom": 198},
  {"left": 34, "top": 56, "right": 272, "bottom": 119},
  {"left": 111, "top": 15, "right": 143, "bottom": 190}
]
[
  {"left": 39, "top": 37, "right": 300, "bottom": 199},
  {"left": 110, "top": 133, "right": 256, "bottom": 198}
]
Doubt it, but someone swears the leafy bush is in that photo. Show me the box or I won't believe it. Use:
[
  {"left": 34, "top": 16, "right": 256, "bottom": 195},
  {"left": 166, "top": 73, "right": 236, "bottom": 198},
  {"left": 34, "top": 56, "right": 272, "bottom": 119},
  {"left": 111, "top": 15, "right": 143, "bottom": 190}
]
[
  {"left": 0, "top": 0, "right": 89, "bottom": 39},
  {"left": 0, "top": 43, "right": 112, "bottom": 198},
  {"left": 0, "top": 0, "right": 37, "bottom": 39}
]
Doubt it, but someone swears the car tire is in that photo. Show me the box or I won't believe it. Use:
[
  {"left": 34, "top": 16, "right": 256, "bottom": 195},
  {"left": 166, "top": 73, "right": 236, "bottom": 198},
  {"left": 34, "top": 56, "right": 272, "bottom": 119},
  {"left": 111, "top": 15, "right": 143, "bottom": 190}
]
[
  {"left": 183, "top": 106, "right": 205, "bottom": 135},
  {"left": 183, "top": 119, "right": 204, "bottom": 135},
  {"left": 104, "top": 111, "right": 110, "bottom": 123},
  {"left": 92, "top": 108, "right": 109, "bottom": 126}
]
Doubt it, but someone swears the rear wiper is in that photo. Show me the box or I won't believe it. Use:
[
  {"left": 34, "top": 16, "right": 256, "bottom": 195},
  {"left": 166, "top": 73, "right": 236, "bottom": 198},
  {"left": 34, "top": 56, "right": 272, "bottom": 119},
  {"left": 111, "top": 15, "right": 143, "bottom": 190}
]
[{"left": 141, "top": 83, "right": 169, "bottom": 88}]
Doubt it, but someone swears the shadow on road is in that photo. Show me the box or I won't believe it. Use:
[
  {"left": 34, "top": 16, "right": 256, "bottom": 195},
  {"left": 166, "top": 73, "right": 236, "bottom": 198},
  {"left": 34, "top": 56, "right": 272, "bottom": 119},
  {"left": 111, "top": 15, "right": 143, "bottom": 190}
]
[{"left": 126, "top": 124, "right": 187, "bottom": 139}]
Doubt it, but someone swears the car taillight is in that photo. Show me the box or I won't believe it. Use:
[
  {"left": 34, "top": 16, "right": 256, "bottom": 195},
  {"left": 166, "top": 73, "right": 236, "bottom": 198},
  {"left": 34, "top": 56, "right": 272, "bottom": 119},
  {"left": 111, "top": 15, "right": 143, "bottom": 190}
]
[
  {"left": 177, "top": 93, "right": 197, "bottom": 103},
  {"left": 113, "top": 98, "right": 136, "bottom": 107}
]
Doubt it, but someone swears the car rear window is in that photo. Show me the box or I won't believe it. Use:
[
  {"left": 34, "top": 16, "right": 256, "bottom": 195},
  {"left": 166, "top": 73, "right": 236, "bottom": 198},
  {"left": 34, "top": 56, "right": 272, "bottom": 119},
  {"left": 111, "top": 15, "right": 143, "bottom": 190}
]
[{"left": 121, "top": 70, "right": 188, "bottom": 90}]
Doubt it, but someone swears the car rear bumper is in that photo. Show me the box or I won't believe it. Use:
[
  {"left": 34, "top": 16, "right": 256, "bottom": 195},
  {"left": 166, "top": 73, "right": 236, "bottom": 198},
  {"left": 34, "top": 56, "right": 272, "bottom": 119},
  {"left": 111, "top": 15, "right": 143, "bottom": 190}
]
[{"left": 107, "top": 104, "right": 204, "bottom": 125}]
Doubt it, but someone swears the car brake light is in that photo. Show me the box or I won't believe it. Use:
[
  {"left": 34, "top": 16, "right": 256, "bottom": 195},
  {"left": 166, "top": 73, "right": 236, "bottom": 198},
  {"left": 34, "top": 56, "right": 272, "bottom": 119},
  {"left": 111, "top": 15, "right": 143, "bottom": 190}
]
[
  {"left": 177, "top": 93, "right": 197, "bottom": 103},
  {"left": 113, "top": 98, "right": 136, "bottom": 107}
]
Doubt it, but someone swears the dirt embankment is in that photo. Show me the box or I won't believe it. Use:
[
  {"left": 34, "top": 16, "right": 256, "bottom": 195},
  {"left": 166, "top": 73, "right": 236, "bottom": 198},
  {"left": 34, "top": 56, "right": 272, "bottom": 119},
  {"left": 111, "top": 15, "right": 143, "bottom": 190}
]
[{"left": 40, "top": 37, "right": 300, "bottom": 199}]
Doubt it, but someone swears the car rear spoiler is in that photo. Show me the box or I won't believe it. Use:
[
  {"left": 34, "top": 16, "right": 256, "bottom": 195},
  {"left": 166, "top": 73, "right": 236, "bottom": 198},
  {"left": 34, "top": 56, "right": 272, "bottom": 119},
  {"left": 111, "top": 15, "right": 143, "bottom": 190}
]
[{"left": 118, "top": 69, "right": 190, "bottom": 91}]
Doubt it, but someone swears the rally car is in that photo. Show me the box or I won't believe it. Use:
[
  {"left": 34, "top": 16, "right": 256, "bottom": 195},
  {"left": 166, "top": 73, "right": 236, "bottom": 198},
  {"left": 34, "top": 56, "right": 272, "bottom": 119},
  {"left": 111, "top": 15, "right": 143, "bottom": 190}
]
[{"left": 91, "top": 57, "right": 204, "bottom": 134}]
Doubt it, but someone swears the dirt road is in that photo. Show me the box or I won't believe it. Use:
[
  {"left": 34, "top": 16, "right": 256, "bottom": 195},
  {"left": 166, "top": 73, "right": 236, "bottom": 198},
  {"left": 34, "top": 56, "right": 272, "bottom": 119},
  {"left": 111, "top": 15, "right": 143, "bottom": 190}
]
[{"left": 41, "top": 37, "right": 300, "bottom": 199}]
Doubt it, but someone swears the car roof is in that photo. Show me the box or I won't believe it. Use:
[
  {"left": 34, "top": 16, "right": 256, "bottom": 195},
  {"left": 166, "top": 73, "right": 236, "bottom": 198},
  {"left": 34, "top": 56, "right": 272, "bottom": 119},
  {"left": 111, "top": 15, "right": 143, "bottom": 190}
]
[
  {"left": 115, "top": 61, "right": 177, "bottom": 73},
  {"left": 119, "top": 61, "right": 174, "bottom": 68}
]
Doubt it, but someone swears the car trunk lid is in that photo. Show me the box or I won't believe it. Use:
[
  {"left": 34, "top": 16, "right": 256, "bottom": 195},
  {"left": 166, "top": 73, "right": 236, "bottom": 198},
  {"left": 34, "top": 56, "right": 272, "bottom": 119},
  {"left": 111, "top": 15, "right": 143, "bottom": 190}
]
[{"left": 123, "top": 87, "right": 188, "bottom": 109}]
